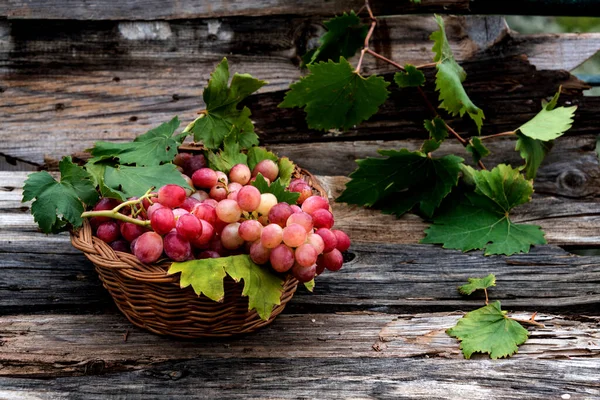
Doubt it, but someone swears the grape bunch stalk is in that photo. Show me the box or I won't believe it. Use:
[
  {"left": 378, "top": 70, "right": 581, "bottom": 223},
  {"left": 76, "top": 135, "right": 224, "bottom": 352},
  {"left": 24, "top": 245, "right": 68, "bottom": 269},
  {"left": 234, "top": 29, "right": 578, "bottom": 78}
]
[{"left": 82, "top": 153, "right": 351, "bottom": 283}]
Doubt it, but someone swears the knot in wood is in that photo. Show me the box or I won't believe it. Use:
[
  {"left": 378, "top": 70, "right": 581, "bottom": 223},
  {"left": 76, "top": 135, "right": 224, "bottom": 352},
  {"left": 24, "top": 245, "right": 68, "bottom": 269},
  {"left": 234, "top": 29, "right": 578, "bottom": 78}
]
[
  {"left": 557, "top": 169, "right": 587, "bottom": 191},
  {"left": 84, "top": 359, "right": 105, "bottom": 375}
]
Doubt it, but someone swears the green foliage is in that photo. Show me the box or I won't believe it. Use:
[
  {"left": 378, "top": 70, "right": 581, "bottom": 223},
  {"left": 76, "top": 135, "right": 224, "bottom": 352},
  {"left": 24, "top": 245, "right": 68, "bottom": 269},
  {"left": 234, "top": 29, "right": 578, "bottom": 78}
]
[
  {"left": 302, "top": 11, "right": 368, "bottom": 66},
  {"left": 277, "top": 157, "right": 295, "bottom": 187},
  {"left": 207, "top": 134, "right": 248, "bottom": 173},
  {"left": 518, "top": 101, "right": 576, "bottom": 141},
  {"left": 88, "top": 117, "right": 185, "bottom": 166},
  {"left": 515, "top": 133, "right": 553, "bottom": 180},
  {"left": 279, "top": 58, "right": 390, "bottom": 131},
  {"left": 431, "top": 15, "right": 484, "bottom": 132},
  {"left": 23, "top": 157, "right": 98, "bottom": 233},
  {"left": 446, "top": 301, "right": 529, "bottom": 359},
  {"left": 247, "top": 146, "right": 278, "bottom": 171},
  {"left": 394, "top": 65, "right": 426, "bottom": 88},
  {"left": 459, "top": 274, "right": 496, "bottom": 295},
  {"left": 337, "top": 149, "right": 463, "bottom": 218},
  {"left": 466, "top": 137, "right": 490, "bottom": 164},
  {"left": 103, "top": 164, "right": 190, "bottom": 199},
  {"left": 422, "top": 165, "right": 546, "bottom": 255},
  {"left": 304, "top": 279, "right": 315, "bottom": 292},
  {"left": 252, "top": 174, "right": 300, "bottom": 205},
  {"left": 424, "top": 117, "right": 448, "bottom": 142},
  {"left": 189, "top": 58, "right": 266, "bottom": 149},
  {"left": 168, "top": 255, "right": 285, "bottom": 320}
]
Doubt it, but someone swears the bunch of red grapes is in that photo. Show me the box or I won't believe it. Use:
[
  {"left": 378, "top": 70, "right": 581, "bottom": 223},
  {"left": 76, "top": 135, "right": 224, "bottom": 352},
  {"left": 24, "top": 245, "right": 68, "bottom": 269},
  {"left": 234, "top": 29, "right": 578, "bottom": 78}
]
[{"left": 90, "top": 152, "right": 350, "bottom": 282}]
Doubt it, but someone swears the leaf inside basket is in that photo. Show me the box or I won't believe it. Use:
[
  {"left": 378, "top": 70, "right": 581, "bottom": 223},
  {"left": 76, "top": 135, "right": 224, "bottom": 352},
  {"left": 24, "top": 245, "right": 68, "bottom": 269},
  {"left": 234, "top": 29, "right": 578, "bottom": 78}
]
[{"left": 168, "top": 255, "right": 285, "bottom": 320}]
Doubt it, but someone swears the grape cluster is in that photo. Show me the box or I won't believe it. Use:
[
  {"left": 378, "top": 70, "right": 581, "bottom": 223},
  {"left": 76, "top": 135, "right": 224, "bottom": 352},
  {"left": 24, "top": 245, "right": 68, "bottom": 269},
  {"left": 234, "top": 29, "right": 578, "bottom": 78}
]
[{"left": 90, "top": 153, "right": 350, "bottom": 282}]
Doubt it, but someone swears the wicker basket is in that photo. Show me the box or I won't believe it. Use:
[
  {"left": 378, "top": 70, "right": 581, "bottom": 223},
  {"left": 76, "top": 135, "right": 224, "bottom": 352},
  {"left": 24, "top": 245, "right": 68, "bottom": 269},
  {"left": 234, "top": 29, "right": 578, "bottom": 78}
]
[{"left": 70, "top": 166, "right": 326, "bottom": 338}]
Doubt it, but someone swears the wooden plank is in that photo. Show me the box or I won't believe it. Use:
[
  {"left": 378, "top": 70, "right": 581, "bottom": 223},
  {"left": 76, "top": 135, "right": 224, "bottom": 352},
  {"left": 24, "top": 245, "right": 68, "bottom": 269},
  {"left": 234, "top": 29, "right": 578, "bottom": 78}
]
[
  {"left": 0, "top": 358, "right": 598, "bottom": 399},
  {"left": 0, "top": 312, "right": 597, "bottom": 377},
  {"left": 0, "top": 1, "right": 470, "bottom": 20},
  {"left": 2, "top": 16, "right": 599, "bottom": 166}
]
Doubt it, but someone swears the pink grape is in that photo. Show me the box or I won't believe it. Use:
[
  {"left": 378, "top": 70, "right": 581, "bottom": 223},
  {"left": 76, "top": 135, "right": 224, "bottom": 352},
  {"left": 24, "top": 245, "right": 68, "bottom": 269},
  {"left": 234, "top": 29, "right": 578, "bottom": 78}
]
[
  {"left": 190, "top": 220, "right": 215, "bottom": 248},
  {"left": 289, "top": 182, "right": 312, "bottom": 204},
  {"left": 302, "top": 195, "right": 329, "bottom": 215},
  {"left": 110, "top": 240, "right": 130, "bottom": 253},
  {"left": 191, "top": 203, "right": 217, "bottom": 226},
  {"left": 290, "top": 205, "right": 302, "bottom": 213},
  {"left": 96, "top": 221, "right": 120, "bottom": 243},
  {"left": 150, "top": 207, "right": 176, "bottom": 235},
  {"left": 228, "top": 182, "right": 243, "bottom": 193},
  {"left": 227, "top": 190, "right": 239, "bottom": 201},
  {"left": 252, "top": 159, "right": 279, "bottom": 182},
  {"left": 163, "top": 232, "right": 192, "bottom": 262},
  {"left": 221, "top": 223, "right": 245, "bottom": 250},
  {"left": 213, "top": 218, "right": 228, "bottom": 235},
  {"left": 315, "top": 228, "right": 337, "bottom": 253},
  {"left": 192, "top": 168, "right": 218, "bottom": 189},
  {"left": 130, "top": 237, "right": 139, "bottom": 253},
  {"left": 268, "top": 202, "right": 293, "bottom": 228},
  {"left": 238, "top": 220, "right": 263, "bottom": 242},
  {"left": 203, "top": 198, "right": 218, "bottom": 208},
  {"left": 295, "top": 243, "right": 318, "bottom": 267},
  {"left": 216, "top": 199, "right": 242, "bottom": 223},
  {"left": 269, "top": 244, "right": 295, "bottom": 273},
  {"left": 91, "top": 198, "right": 121, "bottom": 226},
  {"left": 306, "top": 233, "right": 325, "bottom": 254},
  {"left": 173, "top": 152, "right": 192, "bottom": 167},
  {"left": 216, "top": 171, "right": 228, "bottom": 185},
  {"left": 237, "top": 185, "right": 261, "bottom": 212},
  {"left": 120, "top": 221, "right": 146, "bottom": 242},
  {"left": 180, "top": 196, "right": 201, "bottom": 212},
  {"left": 257, "top": 193, "right": 278, "bottom": 216},
  {"left": 173, "top": 208, "right": 189, "bottom": 219},
  {"left": 176, "top": 214, "right": 202, "bottom": 240},
  {"left": 146, "top": 202, "right": 165, "bottom": 220},
  {"left": 261, "top": 223, "right": 283, "bottom": 249},
  {"left": 183, "top": 154, "right": 207, "bottom": 177},
  {"left": 312, "top": 209, "right": 334, "bottom": 229},
  {"left": 333, "top": 230, "right": 351, "bottom": 252},
  {"left": 197, "top": 250, "right": 220, "bottom": 259},
  {"left": 134, "top": 232, "right": 164, "bottom": 264},
  {"left": 318, "top": 249, "right": 343, "bottom": 272},
  {"left": 292, "top": 262, "right": 316, "bottom": 283},
  {"left": 209, "top": 184, "right": 228, "bottom": 201},
  {"left": 229, "top": 164, "right": 251, "bottom": 185},
  {"left": 286, "top": 212, "right": 313, "bottom": 233},
  {"left": 191, "top": 190, "right": 209, "bottom": 202},
  {"left": 250, "top": 241, "right": 271, "bottom": 264},
  {"left": 282, "top": 224, "right": 307, "bottom": 248},
  {"left": 180, "top": 174, "right": 194, "bottom": 196}
]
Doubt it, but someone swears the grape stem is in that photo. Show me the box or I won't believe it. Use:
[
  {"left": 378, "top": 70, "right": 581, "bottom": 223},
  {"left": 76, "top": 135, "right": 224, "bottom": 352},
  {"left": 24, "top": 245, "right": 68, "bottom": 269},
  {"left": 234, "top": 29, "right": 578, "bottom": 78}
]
[
  {"left": 80, "top": 188, "right": 156, "bottom": 227},
  {"left": 479, "top": 131, "right": 516, "bottom": 140},
  {"left": 357, "top": 3, "right": 486, "bottom": 170}
]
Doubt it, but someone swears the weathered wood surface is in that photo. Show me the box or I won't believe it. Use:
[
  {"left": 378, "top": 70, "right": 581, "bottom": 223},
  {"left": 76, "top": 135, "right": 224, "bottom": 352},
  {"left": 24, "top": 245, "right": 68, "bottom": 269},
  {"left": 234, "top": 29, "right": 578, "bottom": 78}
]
[{"left": 2, "top": 15, "right": 600, "bottom": 166}]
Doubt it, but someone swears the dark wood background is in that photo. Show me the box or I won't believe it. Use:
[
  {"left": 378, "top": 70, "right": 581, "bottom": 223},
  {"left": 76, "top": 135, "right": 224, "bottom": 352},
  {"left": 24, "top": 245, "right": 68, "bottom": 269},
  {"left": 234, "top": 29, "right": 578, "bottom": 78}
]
[{"left": 1, "top": 1, "right": 599, "bottom": 398}]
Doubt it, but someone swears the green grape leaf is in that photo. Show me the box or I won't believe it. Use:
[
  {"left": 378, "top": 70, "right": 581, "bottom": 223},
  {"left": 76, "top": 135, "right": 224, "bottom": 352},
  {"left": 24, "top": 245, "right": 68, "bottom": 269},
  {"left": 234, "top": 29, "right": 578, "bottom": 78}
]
[
  {"left": 277, "top": 157, "right": 295, "bottom": 187},
  {"left": 88, "top": 117, "right": 185, "bottom": 166},
  {"left": 190, "top": 58, "right": 266, "bottom": 149},
  {"left": 303, "top": 11, "right": 368, "bottom": 66},
  {"left": 421, "top": 139, "right": 441, "bottom": 154},
  {"left": 466, "top": 137, "right": 490, "bottom": 164},
  {"left": 458, "top": 274, "right": 496, "bottom": 295},
  {"left": 168, "top": 259, "right": 228, "bottom": 302},
  {"left": 424, "top": 117, "right": 448, "bottom": 142},
  {"left": 224, "top": 255, "right": 285, "bottom": 320},
  {"left": 85, "top": 158, "right": 128, "bottom": 201},
  {"left": 431, "top": 15, "right": 484, "bottom": 132},
  {"left": 169, "top": 255, "right": 285, "bottom": 320},
  {"left": 279, "top": 57, "right": 390, "bottom": 131},
  {"left": 337, "top": 149, "right": 463, "bottom": 218},
  {"left": 422, "top": 164, "right": 546, "bottom": 255},
  {"left": 252, "top": 174, "right": 300, "bottom": 205},
  {"left": 394, "top": 65, "right": 426, "bottom": 88},
  {"left": 103, "top": 164, "right": 191, "bottom": 199},
  {"left": 515, "top": 132, "right": 553, "bottom": 180},
  {"left": 303, "top": 279, "right": 315, "bottom": 292},
  {"left": 207, "top": 133, "right": 248, "bottom": 173},
  {"left": 247, "top": 146, "right": 278, "bottom": 171},
  {"left": 447, "top": 301, "right": 529, "bottom": 359},
  {"left": 517, "top": 89, "right": 576, "bottom": 141},
  {"left": 22, "top": 157, "right": 97, "bottom": 233}
]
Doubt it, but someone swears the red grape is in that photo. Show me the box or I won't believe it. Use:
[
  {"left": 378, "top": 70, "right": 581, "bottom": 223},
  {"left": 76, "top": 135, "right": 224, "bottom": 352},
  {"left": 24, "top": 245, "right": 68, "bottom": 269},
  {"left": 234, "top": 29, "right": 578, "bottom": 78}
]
[
  {"left": 318, "top": 249, "right": 343, "bottom": 271},
  {"left": 221, "top": 222, "right": 245, "bottom": 250},
  {"left": 110, "top": 240, "right": 130, "bottom": 253},
  {"left": 315, "top": 228, "right": 337, "bottom": 253},
  {"left": 252, "top": 159, "right": 279, "bottom": 182},
  {"left": 157, "top": 184, "right": 186, "bottom": 208},
  {"left": 261, "top": 223, "right": 283, "bottom": 248},
  {"left": 216, "top": 199, "right": 242, "bottom": 223},
  {"left": 302, "top": 195, "right": 329, "bottom": 215},
  {"left": 229, "top": 164, "right": 251, "bottom": 185},
  {"left": 183, "top": 154, "right": 207, "bottom": 177},
  {"left": 269, "top": 244, "right": 295, "bottom": 272},
  {"left": 216, "top": 171, "right": 228, "bottom": 185},
  {"left": 250, "top": 241, "right": 271, "bottom": 264},
  {"left": 292, "top": 262, "right": 316, "bottom": 283},
  {"left": 286, "top": 212, "right": 313, "bottom": 233},
  {"left": 197, "top": 250, "right": 220, "bottom": 259},
  {"left": 238, "top": 220, "right": 263, "bottom": 242},
  {"left": 134, "top": 232, "right": 164, "bottom": 264},
  {"left": 173, "top": 208, "right": 189, "bottom": 219},
  {"left": 176, "top": 213, "right": 202, "bottom": 240},
  {"left": 91, "top": 198, "right": 121, "bottom": 226},
  {"left": 191, "top": 203, "right": 217, "bottom": 226},
  {"left": 282, "top": 224, "right": 307, "bottom": 248},
  {"left": 237, "top": 185, "right": 261, "bottom": 212},
  {"left": 97, "top": 221, "right": 120, "bottom": 243},
  {"left": 120, "top": 221, "right": 146, "bottom": 242},
  {"left": 174, "top": 152, "right": 192, "bottom": 167},
  {"left": 163, "top": 232, "right": 192, "bottom": 261},
  {"left": 295, "top": 243, "right": 318, "bottom": 267},
  {"left": 190, "top": 219, "right": 215, "bottom": 248},
  {"left": 150, "top": 207, "right": 176, "bottom": 235},
  {"left": 312, "top": 209, "right": 334, "bottom": 229},
  {"left": 290, "top": 205, "right": 302, "bottom": 213},
  {"left": 146, "top": 202, "right": 165, "bottom": 220},
  {"left": 306, "top": 233, "right": 325, "bottom": 254},
  {"left": 209, "top": 184, "right": 228, "bottom": 201},
  {"left": 332, "top": 230, "right": 351, "bottom": 252},
  {"left": 289, "top": 182, "right": 313, "bottom": 204},
  {"left": 203, "top": 198, "right": 218, "bottom": 208},
  {"left": 268, "top": 202, "right": 293, "bottom": 228},
  {"left": 192, "top": 168, "right": 218, "bottom": 189},
  {"left": 180, "top": 196, "right": 201, "bottom": 212}
]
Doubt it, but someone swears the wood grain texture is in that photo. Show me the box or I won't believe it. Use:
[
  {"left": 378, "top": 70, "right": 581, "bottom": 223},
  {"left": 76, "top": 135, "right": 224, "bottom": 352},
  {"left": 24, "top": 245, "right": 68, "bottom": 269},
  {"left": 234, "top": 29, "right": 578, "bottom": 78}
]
[
  {"left": 2, "top": 15, "right": 599, "bottom": 166},
  {"left": 0, "top": 312, "right": 598, "bottom": 377},
  {"left": 0, "top": 358, "right": 598, "bottom": 399}
]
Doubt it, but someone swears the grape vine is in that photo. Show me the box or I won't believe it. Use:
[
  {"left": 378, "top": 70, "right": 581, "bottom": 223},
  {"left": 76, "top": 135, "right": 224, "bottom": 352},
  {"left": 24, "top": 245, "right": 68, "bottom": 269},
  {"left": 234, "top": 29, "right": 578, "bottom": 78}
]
[{"left": 281, "top": 1, "right": 577, "bottom": 256}]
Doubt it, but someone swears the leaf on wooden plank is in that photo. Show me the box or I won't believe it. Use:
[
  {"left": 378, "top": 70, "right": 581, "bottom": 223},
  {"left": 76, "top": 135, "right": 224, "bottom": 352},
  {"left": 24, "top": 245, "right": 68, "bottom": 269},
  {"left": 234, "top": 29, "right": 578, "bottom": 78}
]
[{"left": 394, "top": 65, "right": 426, "bottom": 88}]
